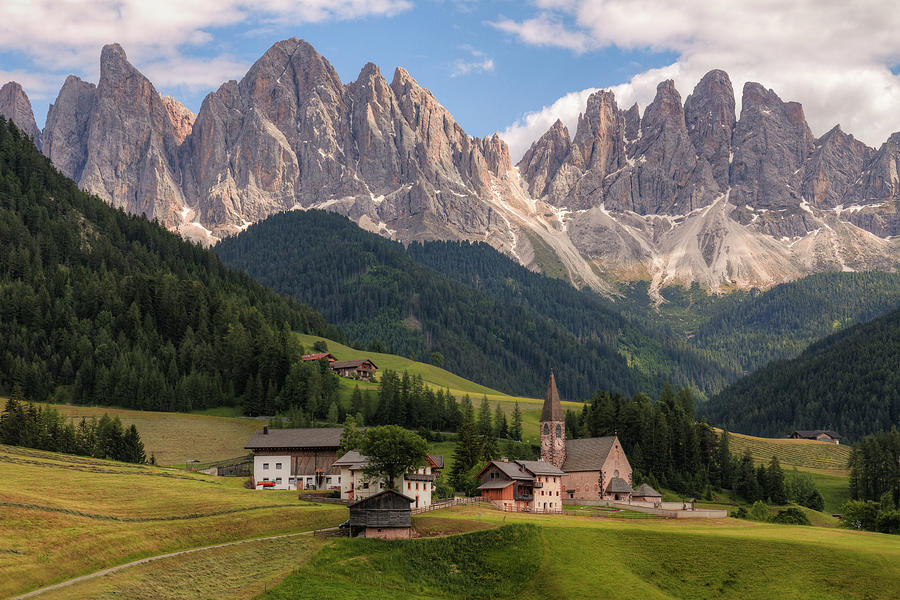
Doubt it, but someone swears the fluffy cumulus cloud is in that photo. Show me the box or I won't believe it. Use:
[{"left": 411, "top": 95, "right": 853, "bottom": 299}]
[
  {"left": 451, "top": 46, "right": 495, "bottom": 78},
  {"left": 0, "top": 0, "right": 411, "bottom": 90},
  {"left": 498, "top": 0, "right": 900, "bottom": 161}
]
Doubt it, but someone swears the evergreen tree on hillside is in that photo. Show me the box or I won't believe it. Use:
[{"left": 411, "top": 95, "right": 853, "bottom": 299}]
[{"left": 510, "top": 402, "right": 523, "bottom": 441}]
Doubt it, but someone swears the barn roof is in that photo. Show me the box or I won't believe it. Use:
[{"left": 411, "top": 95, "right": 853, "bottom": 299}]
[
  {"left": 427, "top": 454, "right": 444, "bottom": 469},
  {"left": 541, "top": 372, "right": 564, "bottom": 421},
  {"left": 606, "top": 477, "right": 633, "bottom": 494},
  {"left": 477, "top": 459, "right": 533, "bottom": 481},
  {"left": 792, "top": 430, "right": 841, "bottom": 439},
  {"left": 331, "top": 359, "right": 377, "bottom": 369},
  {"left": 561, "top": 436, "right": 617, "bottom": 472},
  {"left": 632, "top": 483, "right": 661, "bottom": 497},
  {"left": 245, "top": 427, "right": 343, "bottom": 450},
  {"left": 516, "top": 460, "right": 565, "bottom": 476},
  {"left": 348, "top": 489, "right": 414, "bottom": 509},
  {"left": 301, "top": 352, "right": 335, "bottom": 361}
]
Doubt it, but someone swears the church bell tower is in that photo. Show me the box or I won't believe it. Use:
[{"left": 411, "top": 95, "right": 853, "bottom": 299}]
[{"left": 540, "top": 371, "right": 566, "bottom": 469}]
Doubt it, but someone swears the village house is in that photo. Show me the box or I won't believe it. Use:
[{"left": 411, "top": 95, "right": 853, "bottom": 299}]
[
  {"left": 540, "top": 372, "right": 634, "bottom": 502},
  {"left": 301, "top": 352, "right": 336, "bottom": 362},
  {"left": 334, "top": 451, "right": 443, "bottom": 509},
  {"left": 330, "top": 359, "right": 377, "bottom": 381},
  {"left": 790, "top": 430, "right": 841, "bottom": 444},
  {"left": 632, "top": 483, "right": 663, "bottom": 505},
  {"left": 477, "top": 458, "right": 564, "bottom": 512},
  {"left": 245, "top": 427, "right": 343, "bottom": 490},
  {"left": 348, "top": 489, "right": 414, "bottom": 539}
]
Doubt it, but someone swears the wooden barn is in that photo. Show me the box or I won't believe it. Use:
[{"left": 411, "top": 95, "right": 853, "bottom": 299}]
[
  {"left": 245, "top": 427, "right": 343, "bottom": 491},
  {"left": 790, "top": 430, "right": 841, "bottom": 444},
  {"left": 330, "top": 359, "right": 377, "bottom": 381},
  {"left": 348, "top": 489, "right": 414, "bottom": 539}
]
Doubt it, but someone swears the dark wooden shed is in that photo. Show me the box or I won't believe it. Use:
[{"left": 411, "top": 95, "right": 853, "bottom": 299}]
[{"left": 348, "top": 489, "right": 414, "bottom": 539}]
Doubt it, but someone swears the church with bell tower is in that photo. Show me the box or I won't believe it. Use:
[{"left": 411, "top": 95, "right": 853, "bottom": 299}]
[
  {"left": 539, "top": 371, "right": 635, "bottom": 502},
  {"left": 540, "top": 371, "right": 566, "bottom": 469}
]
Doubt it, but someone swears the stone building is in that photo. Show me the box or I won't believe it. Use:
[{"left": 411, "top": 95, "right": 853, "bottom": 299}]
[{"left": 540, "top": 372, "right": 634, "bottom": 501}]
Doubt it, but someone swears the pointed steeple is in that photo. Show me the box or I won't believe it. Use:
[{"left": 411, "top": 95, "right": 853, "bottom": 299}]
[{"left": 542, "top": 371, "right": 563, "bottom": 422}]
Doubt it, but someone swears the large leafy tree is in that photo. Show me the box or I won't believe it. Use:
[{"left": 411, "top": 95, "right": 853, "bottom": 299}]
[{"left": 360, "top": 425, "right": 427, "bottom": 490}]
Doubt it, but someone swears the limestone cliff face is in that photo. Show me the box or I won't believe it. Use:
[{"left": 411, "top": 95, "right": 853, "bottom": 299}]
[
  {"left": 0, "top": 82, "right": 41, "bottom": 149},
  {"left": 44, "top": 45, "right": 185, "bottom": 227},
  {"left": 26, "top": 42, "right": 900, "bottom": 293},
  {"left": 519, "top": 70, "right": 898, "bottom": 293}
]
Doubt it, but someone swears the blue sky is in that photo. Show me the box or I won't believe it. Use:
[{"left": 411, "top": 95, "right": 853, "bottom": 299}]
[{"left": 1, "top": 1, "right": 899, "bottom": 160}]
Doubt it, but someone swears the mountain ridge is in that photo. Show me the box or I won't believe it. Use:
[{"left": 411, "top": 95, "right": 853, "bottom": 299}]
[{"left": 1, "top": 39, "right": 897, "bottom": 294}]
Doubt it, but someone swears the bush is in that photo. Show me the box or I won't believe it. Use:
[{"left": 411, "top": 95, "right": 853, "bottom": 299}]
[
  {"left": 875, "top": 510, "right": 900, "bottom": 534},
  {"left": 749, "top": 500, "right": 770, "bottom": 522},
  {"left": 771, "top": 507, "right": 811, "bottom": 525},
  {"left": 805, "top": 490, "right": 825, "bottom": 512},
  {"left": 840, "top": 500, "right": 881, "bottom": 530},
  {"left": 730, "top": 506, "right": 748, "bottom": 519}
]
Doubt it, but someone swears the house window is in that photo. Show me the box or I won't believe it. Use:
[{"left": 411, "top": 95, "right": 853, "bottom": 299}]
[
  {"left": 363, "top": 482, "right": 369, "bottom": 489},
  {"left": 408, "top": 482, "right": 411, "bottom": 490},
  {"left": 276, "top": 463, "right": 282, "bottom": 469},
  {"left": 276, "top": 477, "right": 282, "bottom": 484},
  {"left": 263, "top": 477, "right": 270, "bottom": 481},
  {"left": 263, "top": 463, "right": 269, "bottom": 470}
]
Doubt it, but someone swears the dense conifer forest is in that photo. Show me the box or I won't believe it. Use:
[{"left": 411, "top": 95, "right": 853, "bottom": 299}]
[
  {"left": 0, "top": 118, "right": 337, "bottom": 412},
  {"left": 703, "top": 307, "right": 900, "bottom": 441}
]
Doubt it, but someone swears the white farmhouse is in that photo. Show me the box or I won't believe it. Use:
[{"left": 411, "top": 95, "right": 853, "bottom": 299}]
[{"left": 333, "top": 451, "right": 444, "bottom": 509}]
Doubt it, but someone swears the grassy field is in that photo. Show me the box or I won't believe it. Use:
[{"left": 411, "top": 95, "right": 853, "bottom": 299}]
[
  {"left": 262, "top": 505, "right": 900, "bottom": 599},
  {"left": 0, "top": 444, "right": 347, "bottom": 598},
  {"left": 722, "top": 429, "right": 852, "bottom": 470},
  {"left": 38, "top": 536, "right": 328, "bottom": 600},
  {"left": 0, "top": 398, "right": 263, "bottom": 465}
]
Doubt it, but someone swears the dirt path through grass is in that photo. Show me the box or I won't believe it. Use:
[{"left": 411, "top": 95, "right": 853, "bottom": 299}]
[{"left": 12, "top": 527, "right": 337, "bottom": 599}]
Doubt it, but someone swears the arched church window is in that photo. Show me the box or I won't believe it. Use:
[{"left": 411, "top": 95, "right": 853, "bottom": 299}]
[
  {"left": 555, "top": 424, "right": 562, "bottom": 438},
  {"left": 543, "top": 423, "right": 549, "bottom": 435},
  {"left": 614, "top": 470, "right": 619, "bottom": 478}
]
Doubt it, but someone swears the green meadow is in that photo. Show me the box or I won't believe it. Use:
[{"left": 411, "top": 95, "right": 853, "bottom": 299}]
[{"left": 262, "top": 506, "right": 900, "bottom": 599}]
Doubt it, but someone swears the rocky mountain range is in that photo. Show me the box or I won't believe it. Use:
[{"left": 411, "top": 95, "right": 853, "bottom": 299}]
[{"left": 1, "top": 39, "right": 897, "bottom": 294}]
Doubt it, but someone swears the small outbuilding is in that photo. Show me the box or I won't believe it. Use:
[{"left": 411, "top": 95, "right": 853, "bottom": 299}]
[
  {"left": 632, "top": 483, "right": 662, "bottom": 503},
  {"left": 348, "top": 489, "right": 414, "bottom": 539}
]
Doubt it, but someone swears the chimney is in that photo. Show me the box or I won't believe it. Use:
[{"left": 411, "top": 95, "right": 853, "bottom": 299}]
[
  {"left": 263, "top": 426, "right": 268, "bottom": 434},
  {"left": 501, "top": 457, "right": 509, "bottom": 462}
]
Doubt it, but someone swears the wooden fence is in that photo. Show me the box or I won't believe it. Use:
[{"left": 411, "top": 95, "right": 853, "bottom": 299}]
[{"left": 411, "top": 496, "right": 485, "bottom": 515}]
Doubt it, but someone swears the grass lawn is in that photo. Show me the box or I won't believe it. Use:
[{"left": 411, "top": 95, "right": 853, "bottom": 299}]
[
  {"left": 721, "top": 428, "right": 852, "bottom": 471},
  {"left": 38, "top": 536, "right": 327, "bottom": 600},
  {"left": 0, "top": 398, "right": 263, "bottom": 465},
  {"left": 0, "top": 444, "right": 347, "bottom": 598},
  {"left": 263, "top": 505, "right": 900, "bottom": 599}
]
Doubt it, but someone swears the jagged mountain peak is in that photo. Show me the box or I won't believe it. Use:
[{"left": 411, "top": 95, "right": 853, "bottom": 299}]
[{"left": 0, "top": 81, "right": 41, "bottom": 148}]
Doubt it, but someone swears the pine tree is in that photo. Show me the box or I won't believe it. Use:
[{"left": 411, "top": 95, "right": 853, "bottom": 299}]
[
  {"left": 450, "top": 396, "right": 479, "bottom": 491},
  {"left": 493, "top": 403, "right": 508, "bottom": 439},
  {"left": 510, "top": 402, "right": 523, "bottom": 441},
  {"left": 476, "top": 396, "right": 497, "bottom": 461}
]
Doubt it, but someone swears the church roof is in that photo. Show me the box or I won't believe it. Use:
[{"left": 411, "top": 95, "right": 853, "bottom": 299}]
[
  {"left": 561, "top": 436, "right": 617, "bottom": 472},
  {"left": 632, "top": 483, "right": 661, "bottom": 497},
  {"left": 541, "top": 372, "right": 564, "bottom": 421},
  {"left": 606, "top": 477, "right": 633, "bottom": 494}
]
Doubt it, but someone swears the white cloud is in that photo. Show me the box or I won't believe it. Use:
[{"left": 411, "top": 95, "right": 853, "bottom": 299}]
[
  {"left": 497, "top": 0, "right": 900, "bottom": 161},
  {"left": 0, "top": 70, "right": 64, "bottom": 101},
  {"left": 0, "top": 0, "right": 411, "bottom": 91},
  {"left": 142, "top": 56, "right": 249, "bottom": 92},
  {"left": 451, "top": 47, "right": 495, "bottom": 78}
]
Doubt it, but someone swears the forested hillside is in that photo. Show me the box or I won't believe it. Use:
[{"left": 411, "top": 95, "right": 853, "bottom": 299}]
[
  {"left": 216, "top": 210, "right": 725, "bottom": 399},
  {"left": 702, "top": 307, "right": 900, "bottom": 441},
  {"left": 0, "top": 118, "right": 338, "bottom": 412},
  {"left": 218, "top": 209, "right": 900, "bottom": 401}
]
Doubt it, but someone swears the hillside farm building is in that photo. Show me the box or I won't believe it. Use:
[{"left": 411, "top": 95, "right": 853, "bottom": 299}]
[
  {"left": 245, "top": 427, "right": 343, "bottom": 490},
  {"left": 330, "top": 359, "right": 377, "bottom": 381},
  {"left": 301, "top": 352, "right": 336, "bottom": 362},
  {"left": 334, "top": 451, "right": 443, "bottom": 508},
  {"left": 348, "top": 490, "right": 413, "bottom": 539},
  {"left": 790, "top": 430, "right": 841, "bottom": 444}
]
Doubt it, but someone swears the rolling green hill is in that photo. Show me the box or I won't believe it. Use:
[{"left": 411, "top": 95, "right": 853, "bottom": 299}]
[{"left": 703, "top": 307, "right": 900, "bottom": 441}]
